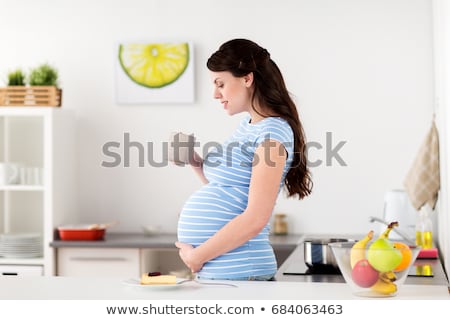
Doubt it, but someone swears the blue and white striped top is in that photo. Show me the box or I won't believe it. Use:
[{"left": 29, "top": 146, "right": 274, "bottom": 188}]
[{"left": 177, "top": 115, "right": 294, "bottom": 280}]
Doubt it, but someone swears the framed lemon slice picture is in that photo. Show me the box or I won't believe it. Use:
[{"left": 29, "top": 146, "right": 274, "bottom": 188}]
[{"left": 116, "top": 42, "right": 194, "bottom": 104}]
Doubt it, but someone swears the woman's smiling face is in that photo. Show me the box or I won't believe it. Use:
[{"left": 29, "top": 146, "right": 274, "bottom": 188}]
[{"left": 210, "top": 71, "right": 254, "bottom": 116}]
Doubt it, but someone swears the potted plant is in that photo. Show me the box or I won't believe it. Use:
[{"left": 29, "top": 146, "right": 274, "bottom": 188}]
[
  {"left": 1, "top": 63, "right": 62, "bottom": 107},
  {"left": 0, "top": 69, "right": 27, "bottom": 105},
  {"left": 28, "top": 63, "right": 59, "bottom": 87},
  {"left": 27, "top": 63, "right": 62, "bottom": 106},
  {"left": 7, "top": 68, "right": 26, "bottom": 86}
]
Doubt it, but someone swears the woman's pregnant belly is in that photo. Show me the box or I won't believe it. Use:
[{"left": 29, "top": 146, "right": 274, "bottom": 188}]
[
  {"left": 177, "top": 184, "right": 276, "bottom": 280},
  {"left": 177, "top": 184, "right": 248, "bottom": 246}
]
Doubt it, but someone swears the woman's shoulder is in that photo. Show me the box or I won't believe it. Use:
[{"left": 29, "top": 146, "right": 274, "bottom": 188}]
[
  {"left": 261, "top": 116, "right": 289, "bottom": 126},
  {"left": 260, "top": 117, "right": 292, "bottom": 135},
  {"left": 253, "top": 117, "right": 293, "bottom": 148},
  {"left": 236, "top": 115, "right": 292, "bottom": 141}
]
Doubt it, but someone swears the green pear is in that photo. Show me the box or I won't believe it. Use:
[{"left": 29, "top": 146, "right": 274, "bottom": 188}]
[{"left": 367, "top": 222, "right": 402, "bottom": 272}]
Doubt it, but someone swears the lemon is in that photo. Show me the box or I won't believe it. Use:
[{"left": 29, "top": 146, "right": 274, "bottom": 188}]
[{"left": 119, "top": 43, "right": 190, "bottom": 88}]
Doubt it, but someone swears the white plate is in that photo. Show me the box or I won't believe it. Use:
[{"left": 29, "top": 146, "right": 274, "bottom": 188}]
[{"left": 122, "top": 278, "right": 186, "bottom": 289}]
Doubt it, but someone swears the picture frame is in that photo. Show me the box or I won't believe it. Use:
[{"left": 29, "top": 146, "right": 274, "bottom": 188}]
[{"left": 115, "top": 41, "right": 194, "bottom": 104}]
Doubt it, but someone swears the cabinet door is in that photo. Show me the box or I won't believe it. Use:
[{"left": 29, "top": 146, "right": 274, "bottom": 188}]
[
  {"left": 0, "top": 265, "right": 43, "bottom": 276},
  {"left": 57, "top": 248, "right": 140, "bottom": 278}
]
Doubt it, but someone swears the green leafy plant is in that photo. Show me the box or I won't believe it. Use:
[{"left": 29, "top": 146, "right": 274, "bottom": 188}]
[
  {"left": 7, "top": 69, "right": 26, "bottom": 86},
  {"left": 29, "top": 63, "right": 59, "bottom": 86}
]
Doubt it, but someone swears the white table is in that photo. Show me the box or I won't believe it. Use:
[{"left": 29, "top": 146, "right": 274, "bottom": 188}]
[{"left": 0, "top": 276, "right": 448, "bottom": 300}]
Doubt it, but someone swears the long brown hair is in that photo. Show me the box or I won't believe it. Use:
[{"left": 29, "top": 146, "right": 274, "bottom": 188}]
[{"left": 207, "top": 39, "right": 312, "bottom": 199}]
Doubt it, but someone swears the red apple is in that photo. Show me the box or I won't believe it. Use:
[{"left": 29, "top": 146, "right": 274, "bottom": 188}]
[{"left": 351, "top": 259, "right": 379, "bottom": 288}]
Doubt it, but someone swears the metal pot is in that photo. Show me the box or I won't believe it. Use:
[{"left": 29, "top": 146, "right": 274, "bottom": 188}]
[{"left": 304, "top": 238, "right": 354, "bottom": 270}]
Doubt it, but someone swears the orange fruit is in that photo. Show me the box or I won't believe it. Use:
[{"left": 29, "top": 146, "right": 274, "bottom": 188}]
[{"left": 393, "top": 242, "right": 413, "bottom": 272}]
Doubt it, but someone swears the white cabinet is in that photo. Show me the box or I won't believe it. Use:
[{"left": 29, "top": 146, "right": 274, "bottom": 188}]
[
  {"left": 57, "top": 248, "right": 140, "bottom": 278},
  {"left": 0, "top": 107, "right": 76, "bottom": 276},
  {"left": 0, "top": 264, "right": 43, "bottom": 276},
  {"left": 55, "top": 247, "right": 190, "bottom": 278}
]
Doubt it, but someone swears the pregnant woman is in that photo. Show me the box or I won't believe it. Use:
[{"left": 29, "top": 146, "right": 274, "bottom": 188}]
[{"left": 175, "top": 39, "right": 312, "bottom": 281}]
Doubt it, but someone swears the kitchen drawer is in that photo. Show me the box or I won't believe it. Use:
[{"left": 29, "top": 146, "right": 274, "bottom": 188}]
[
  {"left": 0, "top": 264, "right": 43, "bottom": 276},
  {"left": 57, "top": 248, "right": 140, "bottom": 278}
]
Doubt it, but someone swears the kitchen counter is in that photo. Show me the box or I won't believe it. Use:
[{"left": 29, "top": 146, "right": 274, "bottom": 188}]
[
  {"left": 50, "top": 233, "right": 302, "bottom": 278},
  {"left": 275, "top": 236, "right": 450, "bottom": 286},
  {"left": 50, "top": 232, "right": 180, "bottom": 249},
  {"left": 50, "top": 232, "right": 302, "bottom": 269},
  {"left": 50, "top": 232, "right": 449, "bottom": 287},
  {"left": 1, "top": 234, "right": 448, "bottom": 300},
  {"left": 50, "top": 232, "right": 302, "bottom": 249},
  {"left": 0, "top": 275, "right": 448, "bottom": 300}
]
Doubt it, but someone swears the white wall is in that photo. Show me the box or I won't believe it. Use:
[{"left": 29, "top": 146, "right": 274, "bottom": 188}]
[
  {"left": 0, "top": 0, "right": 435, "bottom": 236},
  {"left": 432, "top": 0, "right": 450, "bottom": 277}
]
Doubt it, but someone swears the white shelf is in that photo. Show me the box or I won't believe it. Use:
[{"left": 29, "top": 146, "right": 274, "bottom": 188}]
[
  {"left": 0, "top": 257, "right": 44, "bottom": 265},
  {"left": 0, "top": 185, "right": 44, "bottom": 191},
  {"left": 0, "top": 107, "right": 76, "bottom": 276},
  {"left": 0, "top": 106, "right": 57, "bottom": 116}
]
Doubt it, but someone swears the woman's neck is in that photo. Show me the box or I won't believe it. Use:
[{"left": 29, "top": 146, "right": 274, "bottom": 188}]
[
  {"left": 249, "top": 112, "right": 265, "bottom": 124},
  {"left": 248, "top": 106, "right": 278, "bottom": 124}
]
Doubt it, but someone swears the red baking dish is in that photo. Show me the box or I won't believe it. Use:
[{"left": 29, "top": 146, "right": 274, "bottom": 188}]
[{"left": 58, "top": 225, "right": 106, "bottom": 241}]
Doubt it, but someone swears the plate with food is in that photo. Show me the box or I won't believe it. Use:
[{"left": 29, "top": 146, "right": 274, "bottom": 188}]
[{"left": 123, "top": 272, "right": 188, "bottom": 289}]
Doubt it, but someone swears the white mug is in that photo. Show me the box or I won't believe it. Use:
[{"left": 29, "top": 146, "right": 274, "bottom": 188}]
[
  {"left": 168, "top": 132, "right": 195, "bottom": 166},
  {"left": 0, "top": 163, "right": 20, "bottom": 185}
]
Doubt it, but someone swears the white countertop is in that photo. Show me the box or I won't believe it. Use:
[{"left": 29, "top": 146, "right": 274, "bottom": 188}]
[{"left": 0, "top": 276, "right": 448, "bottom": 300}]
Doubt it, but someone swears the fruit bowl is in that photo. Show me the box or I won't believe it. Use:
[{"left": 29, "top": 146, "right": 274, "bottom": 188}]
[{"left": 329, "top": 241, "right": 421, "bottom": 297}]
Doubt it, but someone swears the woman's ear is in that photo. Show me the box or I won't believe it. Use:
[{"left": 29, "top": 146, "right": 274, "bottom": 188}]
[{"left": 243, "top": 72, "right": 254, "bottom": 87}]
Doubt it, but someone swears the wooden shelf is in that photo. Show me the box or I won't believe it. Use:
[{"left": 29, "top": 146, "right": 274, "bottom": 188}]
[{"left": 0, "top": 86, "right": 62, "bottom": 107}]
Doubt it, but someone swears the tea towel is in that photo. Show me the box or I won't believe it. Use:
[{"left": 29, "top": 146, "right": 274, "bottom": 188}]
[{"left": 403, "top": 120, "right": 440, "bottom": 210}]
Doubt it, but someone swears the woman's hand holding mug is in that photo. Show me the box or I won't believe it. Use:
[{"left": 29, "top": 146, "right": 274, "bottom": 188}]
[{"left": 168, "top": 132, "right": 196, "bottom": 166}]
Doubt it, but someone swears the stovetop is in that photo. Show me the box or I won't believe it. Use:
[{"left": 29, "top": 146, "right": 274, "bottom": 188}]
[
  {"left": 283, "top": 264, "right": 341, "bottom": 276},
  {"left": 275, "top": 235, "right": 446, "bottom": 284},
  {"left": 280, "top": 238, "right": 434, "bottom": 278}
]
